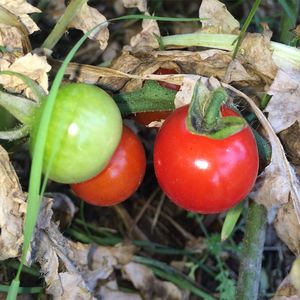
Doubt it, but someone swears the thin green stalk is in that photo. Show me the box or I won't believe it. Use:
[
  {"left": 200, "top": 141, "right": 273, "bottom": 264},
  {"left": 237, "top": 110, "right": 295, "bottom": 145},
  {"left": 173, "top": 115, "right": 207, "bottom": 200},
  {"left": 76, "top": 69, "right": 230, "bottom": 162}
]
[
  {"left": 161, "top": 33, "right": 300, "bottom": 68},
  {"left": 235, "top": 201, "right": 267, "bottom": 300},
  {"left": 202, "top": 88, "right": 228, "bottom": 130},
  {"left": 41, "top": 0, "right": 87, "bottom": 49},
  {"left": 0, "top": 284, "right": 43, "bottom": 294},
  {"left": 232, "top": 0, "right": 262, "bottom": 59},
  {"left": 133, "top": 256, "right": 216, "bottom": 300}
]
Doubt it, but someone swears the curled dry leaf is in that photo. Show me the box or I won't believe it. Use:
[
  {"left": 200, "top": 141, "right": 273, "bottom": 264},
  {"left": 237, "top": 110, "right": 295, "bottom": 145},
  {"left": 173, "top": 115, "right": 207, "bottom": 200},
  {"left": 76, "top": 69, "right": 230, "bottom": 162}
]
[
  {"left": 69, "top": 3, "right": 109, "bottom": 50},
  {"left": 123, "top": 262, "right": 184, "bottom": 300},
  {"left": 265, "top": 69, "right": 300, "bottom": 133},
  {"left": 237, "top": 33, "right": 278, "bottom": 85},
  {"left": 126, "top": 13, "right": 160, "bottom": 53},
  {"left": 0, "top": 145, "right": 26, "bottom": 260},
  {"left": 199, "top": 0, "right": 240, "bottom": 34},
  {"left": 122, "top": 0, "right": 147, "bottom": 12},
  {"left": 272, "top": 272, "right": 300, "bottom": 300},
  {"left": 0, "top": 0, "right": 40, "bottom": 34},
  {"left": 274, "top": 200, "right": 300, "bottom": 254},
  {"left": 0, "top": 53, "right": 51, "bottom": 99}
]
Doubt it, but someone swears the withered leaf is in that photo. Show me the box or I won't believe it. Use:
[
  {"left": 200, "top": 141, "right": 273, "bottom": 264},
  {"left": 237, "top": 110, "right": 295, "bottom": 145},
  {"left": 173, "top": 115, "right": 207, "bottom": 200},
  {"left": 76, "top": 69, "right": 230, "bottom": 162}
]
[
  {"left": 122, "top": 0, "right": 147, "bottom": 12},
  {"left": 266, "top": 69, "right": 300, "bottom": 133},
  {"left": 69, "top": 3, "right": 109, "bottom": 50},
  {"left": 0, "top": 0, "right": 40, "bottom": 34},
  {"left": 199, "top": 0, "right": 240, "bottom": 34},
  {"left": 0, "top": 53, "right": 51, "bottom": 99},
  {"left": 0, "top": 145, "right": 26, "bottom": 260}
]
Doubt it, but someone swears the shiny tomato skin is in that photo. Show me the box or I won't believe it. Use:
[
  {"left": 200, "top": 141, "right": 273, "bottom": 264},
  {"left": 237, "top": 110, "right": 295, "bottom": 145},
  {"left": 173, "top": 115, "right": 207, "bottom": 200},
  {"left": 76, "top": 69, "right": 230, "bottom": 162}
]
[
  {"left": 30, "top": 83, "right": 122, "bottom": 184},
  {"left": 71, "top": 125, "right": 146, "bottom": 206},
  {"left": 153, "top": 105, "right": 259, "bottom": 214}
]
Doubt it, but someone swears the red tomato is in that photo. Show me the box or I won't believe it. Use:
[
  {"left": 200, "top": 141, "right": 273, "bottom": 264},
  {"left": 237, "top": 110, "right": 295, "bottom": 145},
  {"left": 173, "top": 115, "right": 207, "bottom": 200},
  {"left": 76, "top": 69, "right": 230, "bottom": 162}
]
[
  {"left": 154, "top": 68, "right": 181, "bottom": 91},
  {"left": 153, "top": 105, "right": 259, "bottom": 214},
  {"left": 134, "top": 68, "right": 180, "bottom": 126},
  {"left": 71, "top": 126, "right": 146, "bottom": 206}
]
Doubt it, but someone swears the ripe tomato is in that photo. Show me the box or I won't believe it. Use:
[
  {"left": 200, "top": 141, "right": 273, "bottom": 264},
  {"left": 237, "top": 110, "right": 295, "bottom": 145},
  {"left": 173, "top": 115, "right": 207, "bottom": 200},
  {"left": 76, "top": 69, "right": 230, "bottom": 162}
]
[
  {"left": 134, "top": 68, "right": 180, "bottom": 126},
  {"left": 153, "top": 105, "right": 259, "bottom": 214},
  {"left": 30, "top": 83, "right": 122, "bottom": 184},
  {"left": 71, "top": 125, "right": 146, "bottom": 206}
]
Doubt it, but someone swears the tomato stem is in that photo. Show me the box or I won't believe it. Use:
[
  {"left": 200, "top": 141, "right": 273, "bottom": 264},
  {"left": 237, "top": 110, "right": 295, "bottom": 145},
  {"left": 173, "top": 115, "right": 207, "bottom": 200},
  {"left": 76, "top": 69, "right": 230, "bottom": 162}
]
[{"left": 202, "top": 88, "right": 228, "bottom": 131}]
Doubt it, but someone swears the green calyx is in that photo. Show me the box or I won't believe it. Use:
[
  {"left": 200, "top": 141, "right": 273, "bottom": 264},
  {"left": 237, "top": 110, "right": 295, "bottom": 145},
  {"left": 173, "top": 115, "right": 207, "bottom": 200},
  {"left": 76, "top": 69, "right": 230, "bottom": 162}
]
[{"left": 186, "top": 81, "right": 246, "bottom": 139}]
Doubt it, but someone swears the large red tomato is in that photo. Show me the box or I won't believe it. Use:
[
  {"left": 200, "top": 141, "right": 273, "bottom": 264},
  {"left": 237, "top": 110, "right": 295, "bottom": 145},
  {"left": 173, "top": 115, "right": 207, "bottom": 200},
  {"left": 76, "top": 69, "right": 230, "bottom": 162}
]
[
  {"left": 153, "top": 105, "right": 259, "bottom": 214},
  {"left": 71, "top": 125, "right": 146, "bottom": 206}
]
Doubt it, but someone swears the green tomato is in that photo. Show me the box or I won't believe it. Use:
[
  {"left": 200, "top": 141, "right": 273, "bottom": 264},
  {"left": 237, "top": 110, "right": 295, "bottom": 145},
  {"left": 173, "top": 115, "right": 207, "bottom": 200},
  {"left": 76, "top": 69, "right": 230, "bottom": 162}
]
[{"left": 30, "top": 83, "right": 122, "bottom": 184}]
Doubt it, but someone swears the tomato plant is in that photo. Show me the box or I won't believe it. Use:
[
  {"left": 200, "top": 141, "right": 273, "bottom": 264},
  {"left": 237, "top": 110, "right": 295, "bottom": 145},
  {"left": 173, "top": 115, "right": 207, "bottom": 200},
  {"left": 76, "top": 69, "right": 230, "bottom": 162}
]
[
  {"left": 153, "top": 105, "right": 259, "bottom": 214},
  {"left": 71, "top": 125, "right": 146, "bottom": 206},
  {"left": 30, "top": 83, "right": 122, "bottom": 184},
  {"left": 133, "top": 68, "right": 180, "bottom": 125}
]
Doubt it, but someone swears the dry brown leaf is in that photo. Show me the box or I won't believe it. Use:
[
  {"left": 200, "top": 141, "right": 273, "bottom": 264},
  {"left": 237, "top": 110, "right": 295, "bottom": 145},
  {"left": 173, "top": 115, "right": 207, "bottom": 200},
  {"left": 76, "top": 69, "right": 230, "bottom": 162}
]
[
  {"left": 272, "top": 272, "right": 300, "bottom": 300},
  {"left": 199, "top": 0, "right": 240, "bottom": 33},
  {"left": 123, "top": 262, "right": 184, "bottom": 300},
  {"left": 238, "top": 33, "right": 278, "bottom": 84},
  {"left": 99, "top": 285, "right": 142, "bottom": 300},
  {"left": 291, "top": 257, "right": 300, "bottom": 293},
  {"left": 0, "top": 145, "right": 26, "bottom": 260},
  {"left": 274, "top": 200, "right": 300, "bottom": 254},
  {"left": 265, "top": 69, "right": 300, "bottom": 133},
  {"left": 122, "top": 0, "right": 147, "bottom": 12},
  {"left": 0, "top": 0, "right": 40, "bottom": 34},
  {"left": 32, "top": 198, "right": 137, "bottom": 299},
  {"left": 69, "top": 3, "right": 109, "bottom": 50},
  {"left": 126, "top": 13, "right": 160, "bottom": 52},
  {"left": 0, "top": 53, "right": 51, "bottom": 98}
]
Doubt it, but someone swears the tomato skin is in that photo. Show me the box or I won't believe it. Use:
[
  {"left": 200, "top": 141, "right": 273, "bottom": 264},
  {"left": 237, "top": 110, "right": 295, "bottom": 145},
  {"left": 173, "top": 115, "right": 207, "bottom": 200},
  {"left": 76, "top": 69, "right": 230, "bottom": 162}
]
[
  {"left": 30, "top": 83, "right": 122, "bottom": 184},
  {"left": 153, "top": 105, "right": 259, "bottom": 214},
  {"left": 71, "top": 125, "right": 146, "bottom": 206}
]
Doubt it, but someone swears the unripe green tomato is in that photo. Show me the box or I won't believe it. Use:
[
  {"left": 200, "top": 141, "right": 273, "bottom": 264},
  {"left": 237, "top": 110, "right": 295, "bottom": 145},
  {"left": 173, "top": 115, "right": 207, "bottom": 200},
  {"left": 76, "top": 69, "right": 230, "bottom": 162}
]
[{"left": 30, "top": 83, "right": 122, "bottom": 184}]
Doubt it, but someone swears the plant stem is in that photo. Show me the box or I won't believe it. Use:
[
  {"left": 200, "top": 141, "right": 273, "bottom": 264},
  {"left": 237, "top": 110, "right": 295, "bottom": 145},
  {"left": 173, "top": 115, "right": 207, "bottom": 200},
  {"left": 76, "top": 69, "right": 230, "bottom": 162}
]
[
  {"left": 232, "top": 0, "right": 262, "bottom": 59},
  {"left": 161, "top": 33, "right": 300, "bottom": 68},
  {"left": 203, "top": 88, "right": 228, "bottom": 130},
  {"left": 235, "top": 201, "right": 267, "bottom": 300},
  {"left": 41, "top": 0, "right": 87, "bottom": 50}
]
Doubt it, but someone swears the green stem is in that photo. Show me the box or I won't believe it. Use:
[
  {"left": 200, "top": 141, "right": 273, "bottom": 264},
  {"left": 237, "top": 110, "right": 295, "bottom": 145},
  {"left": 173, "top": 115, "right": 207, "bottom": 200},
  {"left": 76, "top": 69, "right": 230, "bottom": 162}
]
[
  {"left": 41, "top": 0, "right": 87, "bottom": 49},
  {"left": 202, "top": 88, "right": 228, "bottom": 130},
  {"left": 235, "top": 201, "right": 267, "bottom": 300},
  {"left": 161, "top": 33, "right": 300, "bottom": 68},
  {"left": 0, "top": 125, "right": 29, "bottom": 141},
  {"left": 232, "top": 0, "right": 262, "bottom": 59},
  {"left": 0, "top": 91, "right": 38, "bottom": 125}
]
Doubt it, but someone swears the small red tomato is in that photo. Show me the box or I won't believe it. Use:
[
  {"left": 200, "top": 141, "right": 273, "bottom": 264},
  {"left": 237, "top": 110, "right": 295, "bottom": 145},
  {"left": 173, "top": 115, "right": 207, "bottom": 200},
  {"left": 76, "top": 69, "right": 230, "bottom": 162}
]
[
  {"left": 153, "top": 105, "right": 259, "bottom": 214},
  {"left": 154, "top": 68, "right": 181, "bottom": 91},
  {"left": 71, "top": 126, "right": 146, "bottom": 206},
  {"left": 134, "top": 68, "right": 180, "bottom": 126}
]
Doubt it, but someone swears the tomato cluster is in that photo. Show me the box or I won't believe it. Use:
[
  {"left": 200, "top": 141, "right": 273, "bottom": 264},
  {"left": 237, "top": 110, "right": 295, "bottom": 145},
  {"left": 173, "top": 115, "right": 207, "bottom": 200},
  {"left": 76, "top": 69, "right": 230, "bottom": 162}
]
[{"left": 35, "top": 70, "right": 257, "bottom": 213}]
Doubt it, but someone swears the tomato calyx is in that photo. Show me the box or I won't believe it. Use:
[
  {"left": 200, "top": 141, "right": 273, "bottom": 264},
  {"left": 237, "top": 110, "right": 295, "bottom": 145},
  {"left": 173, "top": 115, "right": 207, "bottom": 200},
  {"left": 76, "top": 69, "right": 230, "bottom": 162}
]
[{"left": 186, "top": 80, "right": 247, "bottom": 139}]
